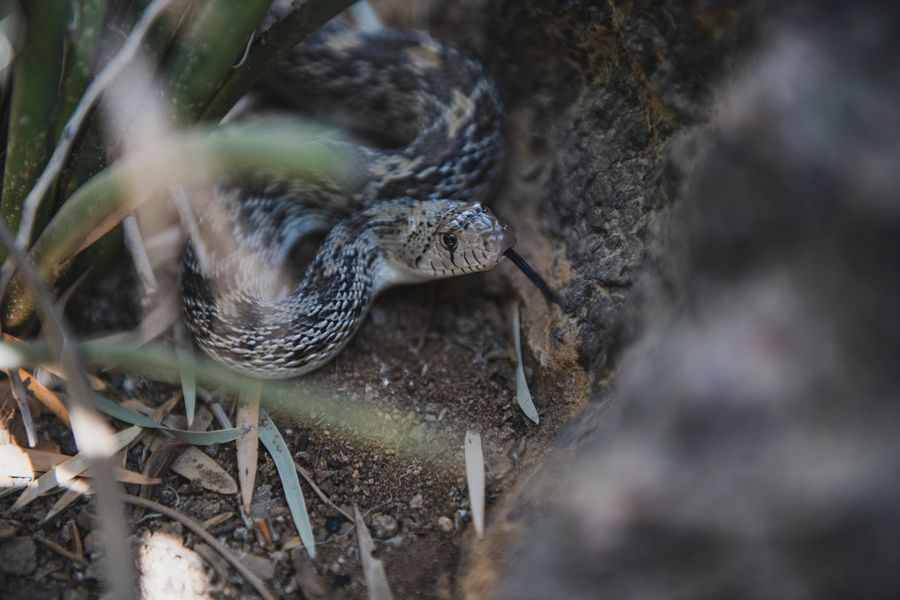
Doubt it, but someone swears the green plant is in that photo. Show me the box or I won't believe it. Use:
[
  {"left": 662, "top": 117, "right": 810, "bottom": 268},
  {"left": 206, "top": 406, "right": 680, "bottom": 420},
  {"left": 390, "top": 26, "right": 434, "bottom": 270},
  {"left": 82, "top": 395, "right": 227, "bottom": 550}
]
[{"left": 0, "top": 1, "right": 360, "bottom": 592}]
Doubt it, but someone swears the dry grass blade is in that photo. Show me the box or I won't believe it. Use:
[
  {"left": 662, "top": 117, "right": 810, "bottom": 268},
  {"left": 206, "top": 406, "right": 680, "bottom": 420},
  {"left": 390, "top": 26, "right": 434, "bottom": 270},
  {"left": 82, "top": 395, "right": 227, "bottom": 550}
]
[
  {"left": 18, "top": 368, "right": 70, "bottom": 427},
  {"left": 36, "top": 364, "right": 107, "bottom": 391},
  {"left": 295, "top": 461, "right": 353, "bottom": 522},
  {"left": 149, "top": 406, "right": 237, "bottom": 494},
  {"left": 35, "top": 532, "right": 87, "bottom": 564},
  {"left": 11, "top": 426, "right": 142, "bottom": 511},
  {"left": 44, "top": 488, "right": 88, "bottom": 523},
  {"left": 464, "top": 431, "right": 486, "bottom": 539},
  {"left": 237, "top": 381, "right": 261, "bottom": 514},
  {"left": 122, "top": 214, "right": 158, "bottom": 295},
  {"left": 3, "top": 447, "right": 153, "bottom": 485},
  {"left": 354, "top": 504, "right": 395, "bottom": 600},
  {"left": 7, "top": 368, "right": 37, "bottom": 447},
  {"left": 137, "top": 288, "right": 181, "bottom": 344},
  {"left": 511, "top": 303, "right": 539, "bottom": 424},
  {"left": 110, "top": 469, "right": 161, "bottom": 485},
  {"left": 10, "top": 0, "right": 180, "bottom": 253},
  {"left": 121, "top": 494, "right": 277, "bottom": 600},
  {"left": 201, "top": 512, "right": 234, "bottom": 529},
  {"left": 171, "top": 447, "right": 237, "bottom": 495}
]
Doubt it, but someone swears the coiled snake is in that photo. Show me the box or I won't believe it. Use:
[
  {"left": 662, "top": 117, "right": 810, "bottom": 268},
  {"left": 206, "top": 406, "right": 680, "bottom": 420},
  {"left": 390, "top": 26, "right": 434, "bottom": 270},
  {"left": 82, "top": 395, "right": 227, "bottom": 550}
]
[{"left": 182, "top": 23, "right": 554, "bottom": 379}]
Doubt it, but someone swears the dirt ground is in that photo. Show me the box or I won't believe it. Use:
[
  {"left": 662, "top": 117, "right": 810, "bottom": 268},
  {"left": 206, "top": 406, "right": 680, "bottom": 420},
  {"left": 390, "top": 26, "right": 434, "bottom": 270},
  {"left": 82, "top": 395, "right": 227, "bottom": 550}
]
[
  {"left": 0, "top": 264, "right": 581, "bottom": 599},
  {"left": 0, "top": 108, "right": 587, "bottom": 597},
  {"left": 0, "top": 3, "right": 594, "bottom": 594}
]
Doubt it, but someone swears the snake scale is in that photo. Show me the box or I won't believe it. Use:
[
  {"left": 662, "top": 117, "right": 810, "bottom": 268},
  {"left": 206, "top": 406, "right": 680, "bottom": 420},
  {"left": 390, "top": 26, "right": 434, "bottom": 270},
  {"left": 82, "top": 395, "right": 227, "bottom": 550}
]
[{"left": 182, "top": 21, "right": 551, "bottom": 379}]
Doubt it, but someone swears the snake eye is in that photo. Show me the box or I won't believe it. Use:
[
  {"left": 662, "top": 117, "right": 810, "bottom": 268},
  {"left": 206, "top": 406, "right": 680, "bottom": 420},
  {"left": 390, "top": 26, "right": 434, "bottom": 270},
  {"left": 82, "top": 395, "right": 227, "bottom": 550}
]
[{"left": 441, "top": 232, "right": 458, "bottom": 251}]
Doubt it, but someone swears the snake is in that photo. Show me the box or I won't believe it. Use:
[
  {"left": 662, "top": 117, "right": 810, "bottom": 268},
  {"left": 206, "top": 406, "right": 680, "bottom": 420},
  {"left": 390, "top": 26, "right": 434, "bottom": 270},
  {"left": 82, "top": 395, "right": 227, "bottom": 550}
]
[{"left": 181, "top": 21, "right": 555, "bottom": 379}]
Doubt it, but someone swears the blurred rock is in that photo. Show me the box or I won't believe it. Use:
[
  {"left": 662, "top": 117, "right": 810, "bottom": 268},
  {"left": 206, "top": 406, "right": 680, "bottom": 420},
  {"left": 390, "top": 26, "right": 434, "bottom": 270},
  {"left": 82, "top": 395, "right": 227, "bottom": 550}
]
[{"left": 464, "top": 1, "right": 900, "bottom": 599}]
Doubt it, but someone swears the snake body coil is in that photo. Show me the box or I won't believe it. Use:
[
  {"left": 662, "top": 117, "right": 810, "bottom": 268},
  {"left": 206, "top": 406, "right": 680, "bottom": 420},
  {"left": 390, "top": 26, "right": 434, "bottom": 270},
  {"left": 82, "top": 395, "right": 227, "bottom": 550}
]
[{"left": 182, "top": 24, "right": 510, "bottom": 378}]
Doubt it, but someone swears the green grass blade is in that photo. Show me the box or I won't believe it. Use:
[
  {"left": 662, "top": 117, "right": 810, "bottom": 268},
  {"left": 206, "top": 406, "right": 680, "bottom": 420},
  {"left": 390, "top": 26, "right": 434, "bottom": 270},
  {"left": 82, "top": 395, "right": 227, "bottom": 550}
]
[
  {"left": 0, "top": 338, "right": 440, "bottom": 458},
  {"left": 201, "top": 0, "right": 356, "bottom": 122},
  {"left": 54, "top": 0, "right": 195, "bottom": 207},
  {"left": 92, "top": 393, "right": 245, "bottom": 444},
  {"left": 258, "top": 407, "right": 315, "bottom": 558},
  {"left": 0, "top": 0, "right": 68, "bottom": 258},
  {"left": 3, "top": 125, "right": 341, "bottom": 327},
  {"left": 55, "top": 0, "right": 109, "bottom": 140},
  {"left": 165, "top": 0, "right": 273, "bottom": 122},
  {"left": 179, "top": 347, "right": 197, "bottom": 425}
]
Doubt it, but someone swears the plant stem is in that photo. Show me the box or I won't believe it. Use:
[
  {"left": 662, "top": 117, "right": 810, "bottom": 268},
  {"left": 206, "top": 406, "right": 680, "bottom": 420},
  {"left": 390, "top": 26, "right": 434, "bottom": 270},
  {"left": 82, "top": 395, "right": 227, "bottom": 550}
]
[
  {"left": 201, "top": 0, "right": 357, "bottom": 122},
  {"left": 164, "top": 0, "right": 272, "bottom": 122},
  {"left": 0, "top": 0, "right": 68, "bottom": 259}
]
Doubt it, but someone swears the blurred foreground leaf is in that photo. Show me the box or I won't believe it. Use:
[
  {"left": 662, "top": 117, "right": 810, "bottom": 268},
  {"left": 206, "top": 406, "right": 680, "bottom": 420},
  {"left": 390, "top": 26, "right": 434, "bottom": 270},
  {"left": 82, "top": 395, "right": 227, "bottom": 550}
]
[
  {"left": 0, "top": 338, "right": 439, "bottom": 457},
  {"left": 0, "top": 0, "right": 68, "bottom": 258},
  {"left": 4, "top": 125, "right": 343, "bottom": 327}
]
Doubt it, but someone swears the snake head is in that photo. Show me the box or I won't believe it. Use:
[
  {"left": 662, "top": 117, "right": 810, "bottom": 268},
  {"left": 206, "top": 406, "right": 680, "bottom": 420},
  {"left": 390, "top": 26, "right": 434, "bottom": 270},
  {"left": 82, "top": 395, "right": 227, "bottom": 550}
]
[{"left": 386, "top": 200, "right": 515, "bottom": 282}]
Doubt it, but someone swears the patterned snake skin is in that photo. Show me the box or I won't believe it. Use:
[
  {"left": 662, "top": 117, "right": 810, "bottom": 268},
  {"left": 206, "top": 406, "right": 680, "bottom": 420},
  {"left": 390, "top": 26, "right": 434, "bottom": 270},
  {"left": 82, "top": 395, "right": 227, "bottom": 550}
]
[{"left": 181, "top": 23, "right": 511, "bottom": 379}]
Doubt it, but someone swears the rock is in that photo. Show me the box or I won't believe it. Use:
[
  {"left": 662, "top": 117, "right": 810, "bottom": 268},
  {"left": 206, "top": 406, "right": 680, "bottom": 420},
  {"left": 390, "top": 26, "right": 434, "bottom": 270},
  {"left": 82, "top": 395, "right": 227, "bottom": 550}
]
[
  {"left": 82, "top": 530, "right": 103, "bottom": 558},
  {"left": 437, "top": 516, "right": 454, "bottom": 533},
  {"left": 409, "top": 493, "right": 424, "bottom": 509},
  {"left": 136, "top": 532, "right": 209, "bottom": 598},
  {"left": 0, "top": 537, "right": 36, "bottom": 576},
  {"left": 370, "top": 513, "right": 398, "bottom": 538},
  {"left": 238, "top": 553, "right": 276, "bottom": 581},
  {"left": 459, "top": 2, "right": 900, "bottom": 599}
]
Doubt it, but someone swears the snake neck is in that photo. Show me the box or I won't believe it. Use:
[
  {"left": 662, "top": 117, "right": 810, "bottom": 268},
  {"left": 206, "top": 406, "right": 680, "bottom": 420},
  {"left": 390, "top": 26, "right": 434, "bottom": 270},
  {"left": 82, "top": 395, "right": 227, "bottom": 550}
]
[{"left": 182, "top": 199, "right": 420, "bottom": 379}]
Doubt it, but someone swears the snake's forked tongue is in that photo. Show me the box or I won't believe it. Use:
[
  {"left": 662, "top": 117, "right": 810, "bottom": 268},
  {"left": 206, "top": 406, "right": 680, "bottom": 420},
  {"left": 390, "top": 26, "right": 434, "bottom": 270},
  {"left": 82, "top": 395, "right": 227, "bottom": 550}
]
[{"left": 503, "top": 249, "right": 563, "bottom": 307}]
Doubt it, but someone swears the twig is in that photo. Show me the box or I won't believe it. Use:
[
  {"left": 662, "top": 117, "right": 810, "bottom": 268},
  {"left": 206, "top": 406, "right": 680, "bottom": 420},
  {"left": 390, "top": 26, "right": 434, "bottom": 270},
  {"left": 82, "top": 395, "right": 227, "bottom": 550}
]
[
  {"left": 120, "top": 494, "right": 277, "bottom": 600},
  {"left": 122, "top": 214, "right": 158, "bottom": 294},
  {"left": 170, "top": 185, "right": 210, "bottom": 273},
  {"left": 70, "top": 519, "right": 85, "bottom": 562},
  {"left": 34, "top": 532, "right": 87, "bottom": 565},
  {"left": 10, "top": 0, "right": 179, "bottom": 254},
  {"left": 209, "top": 401, "right": 233, "bottom": 430},
  {"left": 19, "top": 368, "right": 71, "bottom": 427},
  {"left": 7, "top": 368, "right": 37, "bottom": 447},
  {"left": 295, "top": 460, "right": 353, "bottom": 522}
]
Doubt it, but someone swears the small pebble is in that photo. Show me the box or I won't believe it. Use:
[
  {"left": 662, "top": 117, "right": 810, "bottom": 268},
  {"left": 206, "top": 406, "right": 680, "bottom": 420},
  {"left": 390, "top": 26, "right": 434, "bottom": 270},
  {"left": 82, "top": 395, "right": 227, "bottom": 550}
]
[
  {"left": 409, "top": 494, "right": 424, "bottom": 509},
  {"left": 437, "top": 516, "right": 454, "bottom": 533},
  {"left": 239, "top": 553, "right": 275, "bottom": 581},
  {"left": 371, "top": 514, "right": 398, "bottom": 538},
  {"left": 325, "top": 516, "right": 343, "bottom": 534},
  {"left": 83, "top": 530, "right": 104, "bottom": 558},
  {"left": 232, "top": 526, "right": 251, "bottom": 542}
]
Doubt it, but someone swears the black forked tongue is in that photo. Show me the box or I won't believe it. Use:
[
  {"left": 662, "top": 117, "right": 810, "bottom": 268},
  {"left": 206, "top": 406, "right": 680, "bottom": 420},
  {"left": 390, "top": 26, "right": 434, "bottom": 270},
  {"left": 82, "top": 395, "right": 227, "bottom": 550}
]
[{"left": 504, "top": 249, "right": 563, "bottom": 307}]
